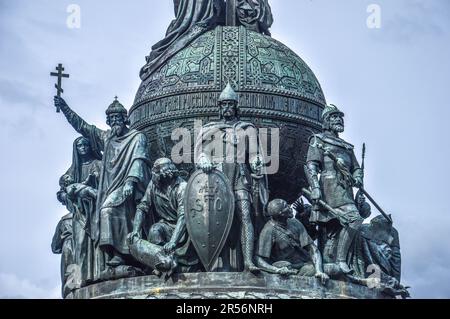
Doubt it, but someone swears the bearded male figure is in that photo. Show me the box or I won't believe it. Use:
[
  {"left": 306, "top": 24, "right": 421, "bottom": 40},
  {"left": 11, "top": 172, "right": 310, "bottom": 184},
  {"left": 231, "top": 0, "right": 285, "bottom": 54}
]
[
  {"left": 54, "top": 96, "right": 151, "bottom": 278},
  {"left": 304, "top": 104, "right": 364, "bottom": 276},
  {"left": 129, "top": 158, "right": 199, "bottom": 273},
  {"left": 195, "top": 84, "right": 265, "bottom": 273}
]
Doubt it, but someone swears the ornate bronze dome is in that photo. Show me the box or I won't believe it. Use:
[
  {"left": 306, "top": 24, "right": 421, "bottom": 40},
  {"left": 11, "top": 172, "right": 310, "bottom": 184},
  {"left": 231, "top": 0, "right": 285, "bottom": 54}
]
[{"left": 130, "top": 26, "right": 326, "bottom": 201}]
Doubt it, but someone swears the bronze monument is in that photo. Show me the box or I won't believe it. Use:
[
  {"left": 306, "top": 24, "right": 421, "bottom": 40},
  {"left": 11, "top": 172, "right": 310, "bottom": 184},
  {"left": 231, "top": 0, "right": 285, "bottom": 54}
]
[{"left": 50, "top": 0, "right": 408, "bottom": 299}]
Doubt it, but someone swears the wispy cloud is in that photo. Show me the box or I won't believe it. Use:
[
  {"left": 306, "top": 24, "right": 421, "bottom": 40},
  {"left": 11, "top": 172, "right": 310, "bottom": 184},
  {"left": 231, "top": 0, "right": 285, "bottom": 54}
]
[
  {"left": 0, "top": 273, "right": 60, "bottom": 299},
  {"left": 370, "top": 0, "right": 448, "bottom": 44},
  {"left": 0, "top": 0, "right": 449, "bottom": 299}
]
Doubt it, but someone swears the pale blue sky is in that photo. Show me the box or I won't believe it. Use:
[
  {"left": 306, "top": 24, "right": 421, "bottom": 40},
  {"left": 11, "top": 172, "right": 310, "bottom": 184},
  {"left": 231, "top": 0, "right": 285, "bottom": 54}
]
[{"left": 0, "top": 0, "right": 449, "bottom": 298}]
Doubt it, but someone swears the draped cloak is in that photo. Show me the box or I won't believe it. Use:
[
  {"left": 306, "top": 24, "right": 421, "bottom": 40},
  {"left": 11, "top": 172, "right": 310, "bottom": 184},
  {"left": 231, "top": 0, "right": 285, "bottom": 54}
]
[
  {"left": 137, "top": 177, "right": 199, "bottom": 268},
  {"left": 59, "top": 105, "right": 151, "bottom": 273},
  {"left": 60, "top": 137, "right": 102, "bottom": 286},
  {"left": 349, "top": 224, "right": 402, "bottom": 283},
  {"left": 236, "top": 0, "right": 273, "bottom": 35},
  {"left": 140, "top": 0, "right": 225, "bottom": 80},
  {"left": 90, "top": 129, "right": 151, "bottom": 256},
  {"left": 51, "top": 213, "right": 74, "bottom": 297}
]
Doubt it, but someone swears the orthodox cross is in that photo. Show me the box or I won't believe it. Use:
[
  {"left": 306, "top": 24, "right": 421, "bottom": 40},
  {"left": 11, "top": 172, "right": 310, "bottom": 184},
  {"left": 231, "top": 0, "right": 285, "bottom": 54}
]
[{"left": 50, "top": 63, "right": 70, "bottom": 113}]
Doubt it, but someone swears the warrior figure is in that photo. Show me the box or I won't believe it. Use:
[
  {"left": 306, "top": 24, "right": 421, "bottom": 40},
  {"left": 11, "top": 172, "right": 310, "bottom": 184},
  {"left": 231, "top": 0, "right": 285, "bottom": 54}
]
[
  {"left": 304, "top": 104, "right": 364, "bottom": 276},
  {"left": 195, "top": 83, "right": 265, "bottom": 272}
]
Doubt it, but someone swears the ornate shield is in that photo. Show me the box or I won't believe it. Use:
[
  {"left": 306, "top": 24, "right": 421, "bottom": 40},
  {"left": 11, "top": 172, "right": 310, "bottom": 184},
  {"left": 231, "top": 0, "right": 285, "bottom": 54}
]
[{"left": 184, "top": 169, "right": 235, "bottom": 271}]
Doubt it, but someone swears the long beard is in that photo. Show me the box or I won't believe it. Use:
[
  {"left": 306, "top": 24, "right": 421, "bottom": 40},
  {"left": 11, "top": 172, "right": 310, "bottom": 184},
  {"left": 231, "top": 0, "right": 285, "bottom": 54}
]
[
  {"left": 153, "top": 172, "right": 174, "bottom": 188},
  {"left": 112, "top": 125, "right": 124, "bottom": 137}
]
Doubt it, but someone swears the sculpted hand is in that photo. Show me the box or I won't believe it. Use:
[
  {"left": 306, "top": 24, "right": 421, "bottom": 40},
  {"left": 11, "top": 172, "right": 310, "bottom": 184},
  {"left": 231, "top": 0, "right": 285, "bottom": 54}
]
[
  {"left": 315, "top": 271, "right": 329, "bottom": 285},
  {"left": 66, "top": 185, "right": 77, "bottom": 200},
  {"left": 354, "top": 177, "right": 363, "bottom": 188},
  {"left": 356, "top": 194, "right": 366, "bottom": 206},
  {"left": 127, "top": 231, "right": 141, "bottom": 245},
  {"left": 291, "top": 198, "right": 304, "bottom": 214},
  {"left": 250, "top": 155, "right": 264, "bottom": 175},
  {"left": 123, "top": 181, "right": 135, "bottom": 199},
  {"left": 54, "top": 96, "right": 68, "bottom": 111},
  {"left": 163, "top": 241, "right": 177, "bottom": 254},
  {"left": 198, "top": 157, "right": 214, "bottom": 174}
]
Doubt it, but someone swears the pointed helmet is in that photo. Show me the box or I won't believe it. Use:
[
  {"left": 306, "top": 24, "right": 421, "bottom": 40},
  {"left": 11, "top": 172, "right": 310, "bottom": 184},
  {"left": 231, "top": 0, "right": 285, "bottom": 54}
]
[{"left": 218, "top": 83, "right": 239, "bottom": 103}]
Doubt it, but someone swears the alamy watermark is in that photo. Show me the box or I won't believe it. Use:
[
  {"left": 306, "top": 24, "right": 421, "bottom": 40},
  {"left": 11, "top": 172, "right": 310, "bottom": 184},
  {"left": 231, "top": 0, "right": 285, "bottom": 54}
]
[
  {"left": 171, "top": 120, "right": 280, "bottom": 175},
  {"left": 367, "top": 4, "right": 382, "bottom": 29},
  {"left": 66, "top": 4, "right": 81, "bottom": 29}
]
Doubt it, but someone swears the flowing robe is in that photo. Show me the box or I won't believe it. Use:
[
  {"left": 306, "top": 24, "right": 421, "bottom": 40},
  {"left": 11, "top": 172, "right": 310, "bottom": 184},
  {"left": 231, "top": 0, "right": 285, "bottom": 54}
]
[
  {"left": 61, "top": 109, "right": 151, "bottom": 266},
  {"left": 59, "top": 137, "right": 102, "bottom": 286},
  {"left": 140, "top": 0, "right": 225, "bottom": 80},
  {"left": 236, "top": 0, "right": 273, "bottom": 35},
  {"left": 137, "top": 177, "right": 199, "bottom": 268},
  {"left": 91, "top": 129, "right": 151, "bottom": 256},
  {"left": 75, "top": 162, "right": 101, "bottom": 262},
  {"left": 66, "top": 162, "right": 101, "bottom": 285},
  {"left": 51, "top": 213, "right": 74, "bottom": 297},
  {"left": 350, "top": 224, "right": 402, "bottom": 282}
]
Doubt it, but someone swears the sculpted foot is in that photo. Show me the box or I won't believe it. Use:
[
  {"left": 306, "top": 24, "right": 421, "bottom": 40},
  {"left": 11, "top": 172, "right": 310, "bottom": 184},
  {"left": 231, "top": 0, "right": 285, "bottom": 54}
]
[
  {"left": 152, "top": 269, "right": 163, "bottom": 277},
  {"left": 245, "top": 263, "right": 261, "bottom": 274},
  {"left": 107, "top": 255, "right": 125, "bottom": 267},
  {"left": 99, "top": 267, "right": 115, "bottom": 281}
]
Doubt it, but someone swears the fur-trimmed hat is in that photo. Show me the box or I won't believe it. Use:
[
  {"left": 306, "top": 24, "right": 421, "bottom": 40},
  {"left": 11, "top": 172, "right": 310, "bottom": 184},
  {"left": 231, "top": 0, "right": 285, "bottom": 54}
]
[{"left": 105, "top": 96, "right": 127, "bottom": 116}]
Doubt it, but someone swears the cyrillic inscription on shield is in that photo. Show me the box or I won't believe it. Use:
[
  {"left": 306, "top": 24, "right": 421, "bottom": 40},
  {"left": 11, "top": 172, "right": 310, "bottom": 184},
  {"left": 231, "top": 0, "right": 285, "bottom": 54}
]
[{"left": 184, "top": 170, "right": 235, "bottom": 271}]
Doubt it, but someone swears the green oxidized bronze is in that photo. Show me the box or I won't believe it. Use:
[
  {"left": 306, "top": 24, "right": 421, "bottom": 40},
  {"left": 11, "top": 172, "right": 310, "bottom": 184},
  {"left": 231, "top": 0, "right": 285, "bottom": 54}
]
[
  {"left": 51, "top": 0, "right": 408, "bottom": 300},
  {"left": 131, "top": 25, "right": 326, "bottom": 202}
]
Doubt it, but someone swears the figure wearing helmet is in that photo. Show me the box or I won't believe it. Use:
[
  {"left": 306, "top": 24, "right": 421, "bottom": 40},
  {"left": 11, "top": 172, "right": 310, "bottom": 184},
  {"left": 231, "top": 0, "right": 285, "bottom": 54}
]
[
  {"left": 195, "top": 83, "right": 266, "bottom": 273},
  {"left": 304, "top": 104, "right": 364, "bottom": 276}
]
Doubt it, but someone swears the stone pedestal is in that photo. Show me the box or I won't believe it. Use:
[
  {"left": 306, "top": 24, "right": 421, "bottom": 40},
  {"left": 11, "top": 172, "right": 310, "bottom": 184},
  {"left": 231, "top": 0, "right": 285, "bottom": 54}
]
[{"left": 67, "top": 273, "right": 390, "bottom": 299}]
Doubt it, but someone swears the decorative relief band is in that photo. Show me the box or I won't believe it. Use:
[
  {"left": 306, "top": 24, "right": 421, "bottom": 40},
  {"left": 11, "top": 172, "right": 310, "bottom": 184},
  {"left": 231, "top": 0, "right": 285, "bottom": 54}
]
[
  {"left": 130, "top": 91, "right": 322, "bottom": 128},
  {"left": 131, "top": 26, "right": 326, "bottom": 115}
]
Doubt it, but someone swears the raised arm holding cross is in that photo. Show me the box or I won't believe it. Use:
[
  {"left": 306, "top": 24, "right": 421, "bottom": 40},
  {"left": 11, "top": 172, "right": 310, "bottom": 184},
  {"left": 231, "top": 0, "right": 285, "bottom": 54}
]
[{"left": 50, "top": 63, "right": 70, "bottom": 113}]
